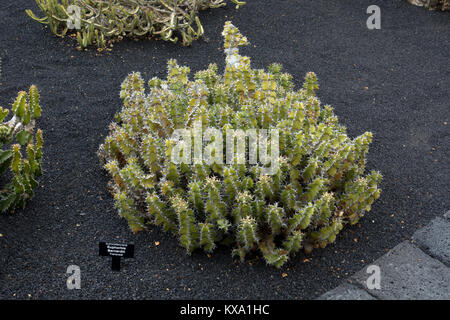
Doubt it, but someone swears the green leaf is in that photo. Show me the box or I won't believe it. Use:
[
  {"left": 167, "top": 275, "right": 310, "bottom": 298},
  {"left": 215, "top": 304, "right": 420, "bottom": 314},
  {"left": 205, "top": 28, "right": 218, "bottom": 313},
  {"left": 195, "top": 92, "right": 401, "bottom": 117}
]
[
  {"left": 0, "top": 193, "right": 16, "bottom": 213},
  {"left": 16, "top": 131, "right": 31, "bottom": 146},
  {"left": 0, "top": 150, "right": 12, "bottom": 164}
]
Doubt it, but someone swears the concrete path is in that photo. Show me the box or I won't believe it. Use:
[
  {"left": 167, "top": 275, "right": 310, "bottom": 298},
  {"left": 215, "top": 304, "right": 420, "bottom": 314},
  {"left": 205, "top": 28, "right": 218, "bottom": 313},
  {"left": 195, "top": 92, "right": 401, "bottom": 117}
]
[{"left": 318, "top": 211, "right": 450, "bottom": 300}]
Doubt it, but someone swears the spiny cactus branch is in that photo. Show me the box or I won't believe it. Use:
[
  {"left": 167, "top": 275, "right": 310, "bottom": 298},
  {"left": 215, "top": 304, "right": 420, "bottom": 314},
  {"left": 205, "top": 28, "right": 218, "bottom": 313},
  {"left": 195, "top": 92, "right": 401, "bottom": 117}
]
[
  {"left": 26, "top": 0, "right": 246, "bottom": 50},
  {"left": 0, "top": 86, "right": 44, "bottom": 213}
]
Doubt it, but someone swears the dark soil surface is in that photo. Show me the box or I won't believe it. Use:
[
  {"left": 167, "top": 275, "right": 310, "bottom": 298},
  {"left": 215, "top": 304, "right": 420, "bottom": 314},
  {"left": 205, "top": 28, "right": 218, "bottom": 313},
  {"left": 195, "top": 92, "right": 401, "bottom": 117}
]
[{"left": 0, "top": 0, "right": 448, "bottom": 300}]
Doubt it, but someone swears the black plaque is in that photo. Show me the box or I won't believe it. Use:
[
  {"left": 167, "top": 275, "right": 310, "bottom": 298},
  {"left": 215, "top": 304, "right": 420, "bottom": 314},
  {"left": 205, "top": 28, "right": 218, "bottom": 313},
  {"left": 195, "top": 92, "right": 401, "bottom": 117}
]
[{"left": 99, "top": 242, "right": 134, "bottom": 271}]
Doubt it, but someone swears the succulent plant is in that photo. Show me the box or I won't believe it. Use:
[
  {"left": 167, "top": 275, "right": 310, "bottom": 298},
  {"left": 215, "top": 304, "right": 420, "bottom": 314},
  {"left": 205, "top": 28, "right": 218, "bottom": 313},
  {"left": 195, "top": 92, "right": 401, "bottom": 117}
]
[
  {"left": 99, "top": 22, "right": 382, "bottom": 267},
  {"left": 0, "top": 86, "right": 44, "bottom": 213},
  {"left": 408, "top": 0, "right": 450, "bottom": 10},
  {"left": 26, "top": 0, "right": 246, "bottom": 50}
]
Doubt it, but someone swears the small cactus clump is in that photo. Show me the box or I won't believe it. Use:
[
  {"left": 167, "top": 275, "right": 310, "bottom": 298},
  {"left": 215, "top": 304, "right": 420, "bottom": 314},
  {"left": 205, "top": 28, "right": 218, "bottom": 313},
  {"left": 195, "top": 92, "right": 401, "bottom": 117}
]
[
  {"left": 26, "top": 0, "right": 246, "bottom": 50},
  {"left": 99, "top": 22, "right": 382, "bottom": 267},
  {"left": 0, "top": 86, "right": 44, "bottom": 213}
]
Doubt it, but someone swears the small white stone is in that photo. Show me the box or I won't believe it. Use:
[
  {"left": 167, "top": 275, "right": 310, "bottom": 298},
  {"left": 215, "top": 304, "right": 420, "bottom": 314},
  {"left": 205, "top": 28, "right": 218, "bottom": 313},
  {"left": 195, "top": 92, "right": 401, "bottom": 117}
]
[{"left": 444, "top": 210, "right": 450, "bottom": 220}]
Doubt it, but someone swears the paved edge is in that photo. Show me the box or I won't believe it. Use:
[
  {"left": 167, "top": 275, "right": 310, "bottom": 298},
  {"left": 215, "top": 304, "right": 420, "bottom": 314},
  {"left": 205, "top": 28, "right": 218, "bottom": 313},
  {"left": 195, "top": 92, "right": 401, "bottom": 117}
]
[
  {"left": 317, "top": 210, "right": 450, "bottom": 300},
  {"left": 316, "top": 283, "right": 376, "bottom": 300}
]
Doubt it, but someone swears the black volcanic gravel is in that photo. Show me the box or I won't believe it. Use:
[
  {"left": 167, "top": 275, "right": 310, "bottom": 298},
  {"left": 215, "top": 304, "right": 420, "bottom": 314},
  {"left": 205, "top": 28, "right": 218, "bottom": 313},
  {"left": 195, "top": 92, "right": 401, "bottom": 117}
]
[{"left": 0, "top": 0, "right": 448, "bottom": 300}]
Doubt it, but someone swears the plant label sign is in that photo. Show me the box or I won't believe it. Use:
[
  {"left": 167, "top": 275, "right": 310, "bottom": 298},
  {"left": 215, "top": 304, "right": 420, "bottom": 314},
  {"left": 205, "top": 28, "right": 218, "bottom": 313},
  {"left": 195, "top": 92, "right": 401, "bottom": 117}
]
[{"left": 99, "top": 242, "right": 134, "bottom": 271}]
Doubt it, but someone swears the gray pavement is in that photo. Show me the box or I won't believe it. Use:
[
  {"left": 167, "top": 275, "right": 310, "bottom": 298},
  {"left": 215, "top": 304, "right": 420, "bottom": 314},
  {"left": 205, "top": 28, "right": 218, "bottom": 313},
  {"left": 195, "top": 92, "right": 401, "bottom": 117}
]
[{"left": 318, "top": 211, "right": 450, "bottom": 300}]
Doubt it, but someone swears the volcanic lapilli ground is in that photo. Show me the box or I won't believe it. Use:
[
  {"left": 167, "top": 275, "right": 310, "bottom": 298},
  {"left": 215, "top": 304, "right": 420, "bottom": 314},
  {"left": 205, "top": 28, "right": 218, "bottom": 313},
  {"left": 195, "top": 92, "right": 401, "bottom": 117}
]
[{"left": 0, "top": 0, "right": 448, "bottom": 299}]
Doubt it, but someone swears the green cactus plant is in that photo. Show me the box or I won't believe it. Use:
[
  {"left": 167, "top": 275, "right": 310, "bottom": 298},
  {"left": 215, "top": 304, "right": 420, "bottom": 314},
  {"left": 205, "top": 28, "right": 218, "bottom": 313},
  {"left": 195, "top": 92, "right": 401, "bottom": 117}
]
[
  {"left": 98, "top": 22, "right": 382, "bottom": 267},
  {"left": 0, "top": 86, "right": 44, "bottom": 213},
  {"left": 26, "top": 0, "right": 246, "bottom": 50}
]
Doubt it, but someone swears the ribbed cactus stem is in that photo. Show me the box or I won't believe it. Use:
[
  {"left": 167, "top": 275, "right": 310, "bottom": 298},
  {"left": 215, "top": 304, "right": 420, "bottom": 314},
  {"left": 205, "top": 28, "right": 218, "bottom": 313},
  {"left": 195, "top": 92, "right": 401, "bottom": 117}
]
[
  {"left": 173, "top": 195, "right": 199, "bottom": 254},
  {"left": 233, "top": 191, "right": 252, "bottom": 224},
  {"left": 303, "top": 177, "right": 326, "bottom": 202},
  {"left": 147, "top": 193, "right": 177, "bottom": 232},
  {"left": 238, "top": 216, "right": 258, "bottom": 250},
  {"left": 283, "top": 230, "right": 303, "bottom": 254},
  {"left": 266, "top": 204, "right": 285, "bottom": 235},
  {"left": 188, "top": 181, "right": 204, "bottom": 213},
  {"left": 199, "top": 222, "right": 216, "bottom": 252},
  {"left": 299, "top": 203, "right": 315, "bottom": 230}
]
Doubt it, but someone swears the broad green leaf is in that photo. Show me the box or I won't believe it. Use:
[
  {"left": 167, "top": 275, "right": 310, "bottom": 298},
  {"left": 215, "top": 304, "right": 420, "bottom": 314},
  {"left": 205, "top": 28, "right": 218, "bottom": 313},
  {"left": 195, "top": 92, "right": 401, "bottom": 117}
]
[{"left": 16, "top": 131, "right": 31, "bottom": 146}]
